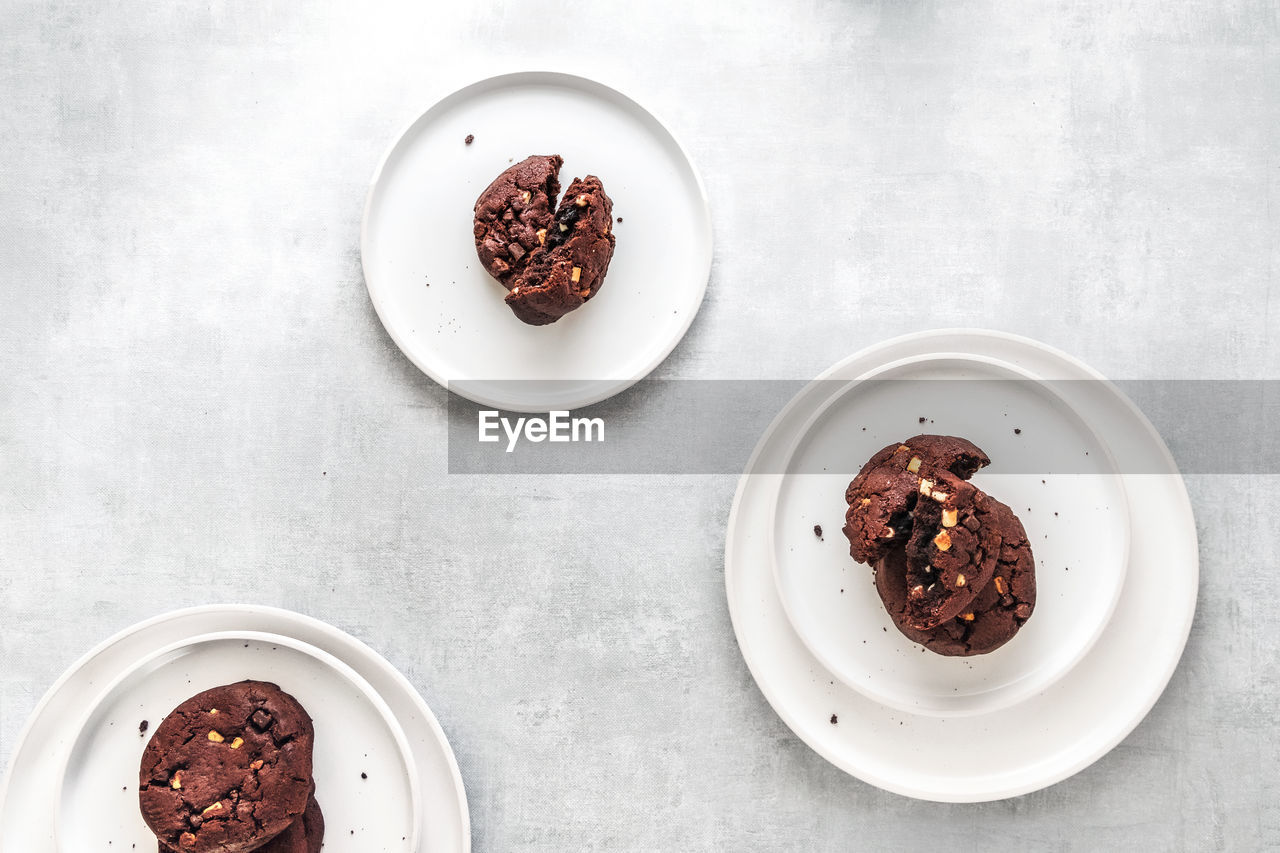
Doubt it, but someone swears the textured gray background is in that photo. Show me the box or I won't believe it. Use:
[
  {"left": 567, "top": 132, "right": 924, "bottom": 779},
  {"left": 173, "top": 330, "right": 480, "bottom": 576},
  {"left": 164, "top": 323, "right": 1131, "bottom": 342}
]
[{"left": 1, "top": 1, "right": 1277, "bottom": 850}]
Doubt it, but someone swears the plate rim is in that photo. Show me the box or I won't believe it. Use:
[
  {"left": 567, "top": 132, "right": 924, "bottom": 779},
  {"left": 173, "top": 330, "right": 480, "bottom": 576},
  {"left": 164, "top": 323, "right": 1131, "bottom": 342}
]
[
  {"left": 766, "top": 348, "right": 1132, "bottom": 716},
  {"left": 725, "top": 328, "right": 1199, "bottom": 802},
  {"left": 0, "top": 604, "right": 471, "bottom": 851},
  {"left": 360, "top": 69, "right": 714, "bottom": 413},
  {"left": 52, "top": 629, "right": 423, "bottom": 851}
]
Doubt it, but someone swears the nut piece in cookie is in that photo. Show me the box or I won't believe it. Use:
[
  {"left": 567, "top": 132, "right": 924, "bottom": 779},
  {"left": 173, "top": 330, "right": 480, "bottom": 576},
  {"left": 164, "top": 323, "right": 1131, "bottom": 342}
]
[
  {"left": 472, "top": 154, "right": 563, "bottom": 287},
  {"left": 139, "top": 681, "right": 315, "bottom": 853}
]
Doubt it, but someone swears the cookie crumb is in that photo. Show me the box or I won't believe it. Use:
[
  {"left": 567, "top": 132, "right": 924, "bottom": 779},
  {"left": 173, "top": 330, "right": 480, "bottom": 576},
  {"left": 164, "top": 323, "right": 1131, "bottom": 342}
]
[
  {"left": 1014, "top": 428, "right": 1022, "bottom": 435},
  {"left": 464, "top": 134, "right": 474, "bottom": 145},
  {"left": 616, "top": 216, "right": 623, "bottom": 223},
  {"left": 813, "top": 524, "right": 823, "bottom": 539},
  {"left": 829, "top": 714, "right": 838, "bottom": 725},
  {"left": 918, "top": 416, "right": 927, "bottom": 423},
  {"left": 138, "top": 720, "right": 148, "bottom": 736},
  {"left": 361, "top": 772, "right": 367, "bottom": 780}
]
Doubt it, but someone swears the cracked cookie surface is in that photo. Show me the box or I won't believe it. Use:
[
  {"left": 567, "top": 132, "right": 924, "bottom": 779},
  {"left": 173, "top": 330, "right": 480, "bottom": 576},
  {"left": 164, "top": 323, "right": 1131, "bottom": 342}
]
[
  {"left": 841, "top": 434, "right": 990, "bottom": 566},
  {"left": 473, "top": 154, "right": 563, "bottom": 287},
  {"left": 139, "top": 680, "right": 314, "bottom": 853},
  {"left": 159, "top": 794, "right": 323, "bottom": 853},
  {"left": 473, "top": 156, "right": 615, "bottom": 325},
  {"left": 897, "top": 475, "right": 1002, "bottom": 629},
  {"left": 875, "top": 497, "right": 1037, "bottom": 655},
  {"left": 843, "top": 434, "right": 1038, "bottom": 653}
]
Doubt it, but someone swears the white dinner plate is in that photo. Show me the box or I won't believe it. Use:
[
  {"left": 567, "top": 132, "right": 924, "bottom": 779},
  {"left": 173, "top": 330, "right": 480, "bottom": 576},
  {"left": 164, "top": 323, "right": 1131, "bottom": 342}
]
[
  {"left": 770, "top": 352, "right": 1129, "bottom": 716},
  {"left": 56, "top": 632, "right": 420, "bottom": 851},
  {"left": 362, "top": 71, "right": 712, "bottom": 412},
  {"left": 0, "top": 606, "right": 470, "bottom": 852},
  {"left": 726, "top": 329, "right": 1198, "bottom": 802}
]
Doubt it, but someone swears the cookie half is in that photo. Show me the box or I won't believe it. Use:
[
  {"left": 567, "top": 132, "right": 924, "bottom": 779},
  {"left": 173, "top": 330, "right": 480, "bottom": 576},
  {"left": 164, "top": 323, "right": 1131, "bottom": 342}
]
[
  {"left": 898, "top": 474, "right": 1002, "bottom": 629},
  {"left": 875, "top": 497, "right": 1037, "bottom": 655},
  {"left": 472, "top": 154, "right": 563, "bottom": 286},
  {"left": 842, "top": 434, "right": 990, "bottom": 566},
  {"left": 139, "top": 681, "right": 315, "bottom": 853},
  {"left": 505, "top": 174, "right": 615, "bottom": 325}
]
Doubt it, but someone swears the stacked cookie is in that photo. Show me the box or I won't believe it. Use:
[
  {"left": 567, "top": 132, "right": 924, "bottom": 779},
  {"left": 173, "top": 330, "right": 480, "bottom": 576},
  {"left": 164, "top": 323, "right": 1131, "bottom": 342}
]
[
  {"left": 139, "top": 680, "right": 324, "bottom": 852},
  {"left": 473, "top": 154, "right": 616, "bottom": 325},
  {"left": 842, "top": 435, "right": 1036, "bottom": 656}
]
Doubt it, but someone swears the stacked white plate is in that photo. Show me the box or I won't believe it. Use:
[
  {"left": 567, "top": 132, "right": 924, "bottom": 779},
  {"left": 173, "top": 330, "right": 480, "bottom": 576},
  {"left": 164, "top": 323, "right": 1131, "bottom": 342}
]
[
  {"left": 726, "top": 329, "right": 1198, "bottom": 801},
  {"left": 0, "top": 606, "right": 470, "bottom": 851}
]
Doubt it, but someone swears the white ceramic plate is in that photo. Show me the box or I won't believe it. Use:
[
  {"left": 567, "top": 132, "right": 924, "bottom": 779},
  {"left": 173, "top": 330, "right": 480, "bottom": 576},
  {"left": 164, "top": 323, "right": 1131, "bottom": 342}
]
[
  {"left": 0, "top": 606, "right": 470, "bottom": 852},
  {"left": 770, "top": 353, "right": 1129, "bottom": 716},
  {"left": 726, "top": 329, "right": 1198, "bottom": 802},
  {"left": 362, "top": 71, "right": 712, "bottom": 412},
  {"left": 56, "top": 632, "right": 419, "bottom": 851}
]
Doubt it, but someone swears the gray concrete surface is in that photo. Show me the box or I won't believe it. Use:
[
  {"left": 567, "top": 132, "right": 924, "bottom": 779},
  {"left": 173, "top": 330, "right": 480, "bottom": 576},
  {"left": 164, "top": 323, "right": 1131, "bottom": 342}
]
[{"left": 1, "top": 1, "right": 1277, "bottom": 850}]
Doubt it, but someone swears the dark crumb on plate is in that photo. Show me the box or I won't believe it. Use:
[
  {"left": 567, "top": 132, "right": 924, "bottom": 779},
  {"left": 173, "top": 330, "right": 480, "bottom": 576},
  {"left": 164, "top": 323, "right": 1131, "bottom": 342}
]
[
  {"left": 464, "top": 134, "right": 474, "bottom": 145},
  {"left": 1014, "top": 428, "right": 1022, "bottom": 434},
  {"left": 616, "top": 216, "right": 623, "bottom": 222},
  {"left": 918, "top": 416, "right": 927, "bottom": 423},
  {"left": 361, "top": 772, "right": 367, "bottom": 780},
  {"left": 138, "top": 720, "right": 148, "bottom": 736},
  {"left": 829, "top": 714, "right": 838, "bottom": 725},
  {"left": 813, "top": 524, "right": 823, "bottom": 539}
]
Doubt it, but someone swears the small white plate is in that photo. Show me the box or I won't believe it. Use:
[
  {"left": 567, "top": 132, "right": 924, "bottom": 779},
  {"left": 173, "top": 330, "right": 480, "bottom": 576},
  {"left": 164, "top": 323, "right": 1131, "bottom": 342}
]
[
  {"left": 56, "top": 631, "right": 419, "bottom": 851},
  {"left": 362, "top": 71, "right": 712, "bottom": 412},
  {"left": 0, "top": 606, "right": 470, "bottom": 852},
  {"left": 770, "top": 353, "right": 1129, "bottom": 716},
  {"left": 726, "top": 329, "right": 1198, "bottom": 802}
]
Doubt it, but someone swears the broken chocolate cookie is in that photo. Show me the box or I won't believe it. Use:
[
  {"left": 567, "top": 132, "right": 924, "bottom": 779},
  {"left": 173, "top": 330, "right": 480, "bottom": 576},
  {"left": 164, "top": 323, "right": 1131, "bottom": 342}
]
[
  {"left": 843, "top": 435, "right": 1037, "bottom": 654},
  {"left": 841, "top": 434, "right": 990, "bottom": 566},
  {"left": 875, "top": 497, "right": 1036, "bottom": 655},
  {"left": 473, "top": 155, "right": 615, "bottom": 325}
]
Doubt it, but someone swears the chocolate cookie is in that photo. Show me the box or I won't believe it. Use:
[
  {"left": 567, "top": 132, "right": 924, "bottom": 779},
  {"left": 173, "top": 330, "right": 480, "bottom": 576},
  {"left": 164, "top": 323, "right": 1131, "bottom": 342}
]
[
  {"left": 842, "top": 435, "right": 990, "bottom": 566},
  {"left": 473, "top": 156, "right": 615, "bottom": 325},
  {"left": 876, "top": 497, "right": 1037, "bottom": 655},
  {"left": 139, "top": 681, "right": 315, "bottom": 853},
  {"left": 897, "top": 475, "right": 1002, "bottom": 629},
  {"left": 473, "top": 154, "right": 563, "bottom": 286},
  {"left": 159, "top": 795, "right": 324, "bottom": 853}
]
